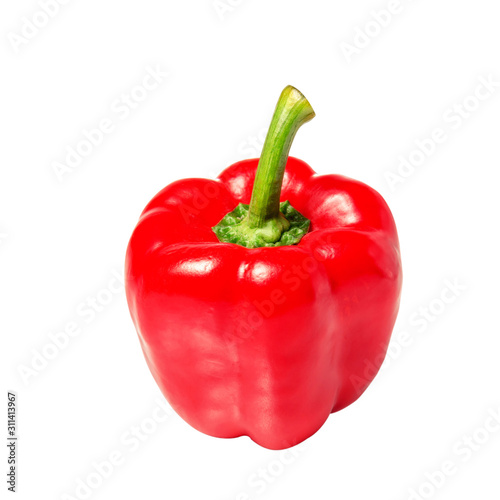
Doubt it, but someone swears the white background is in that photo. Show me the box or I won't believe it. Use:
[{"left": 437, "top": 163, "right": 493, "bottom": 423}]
[{"left": 2, "top": 0, "right": 500, "bottom": 499}]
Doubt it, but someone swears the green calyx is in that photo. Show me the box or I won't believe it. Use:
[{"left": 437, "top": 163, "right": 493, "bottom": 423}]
[
  {"left": 212, "top": 85, "right": 315, "bottom": 249},
  {"left": 212, "top": 200, "right": 310, "bottom": 248}
]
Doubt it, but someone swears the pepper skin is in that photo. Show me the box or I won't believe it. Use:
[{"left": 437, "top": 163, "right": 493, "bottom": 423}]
[{"left": 125, "top": 156, "right": 402, "bottom": 450}]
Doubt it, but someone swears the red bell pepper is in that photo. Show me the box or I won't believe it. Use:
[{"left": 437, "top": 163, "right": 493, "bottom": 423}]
[{"left": 125, "top": 86, "right": 402, "bottom": 450}]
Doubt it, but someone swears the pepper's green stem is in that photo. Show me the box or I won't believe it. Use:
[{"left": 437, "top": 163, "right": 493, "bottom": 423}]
[
  {"left": 212, "top": 85, "right": 315, "bottom": 248},
  {"left": 246, "top": 86, "right": 315, "bottom": 241}
]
